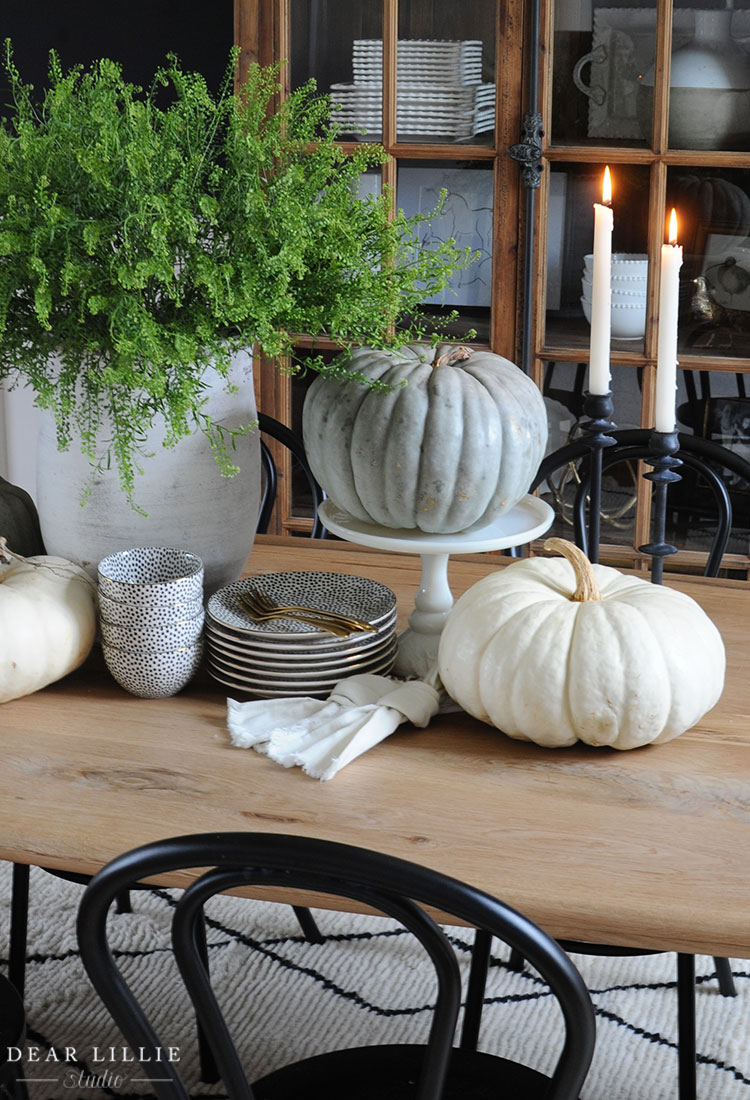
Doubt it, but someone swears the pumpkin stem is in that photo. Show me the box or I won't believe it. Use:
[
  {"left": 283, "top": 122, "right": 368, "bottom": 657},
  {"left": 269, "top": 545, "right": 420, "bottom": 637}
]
[
  {"left": 0, "top": 536, "right": 15, "bottom": 566},
  {"left": 0, "top": 535, "right": 97, "bottom": 592},
  {"left": 543, "top": 537, "right": 603, "bottom": 602},
  {"left": 434, "top": 345, "right": 472, "bottom": 368}
]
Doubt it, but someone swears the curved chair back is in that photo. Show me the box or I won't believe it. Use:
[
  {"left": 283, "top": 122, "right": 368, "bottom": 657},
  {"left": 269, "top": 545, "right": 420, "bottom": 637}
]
[
  {"left": 532, "top": 428, "right": 750, "bottom": 576},
  {"left": 256, "top": 413, "right": 325, "bottom": 538},
  {"left": 78, "top": 832, "right": 595, "bottom": 1100}
]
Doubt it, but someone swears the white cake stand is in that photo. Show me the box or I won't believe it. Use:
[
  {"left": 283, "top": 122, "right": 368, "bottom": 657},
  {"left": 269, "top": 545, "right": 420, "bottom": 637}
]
[{"left": 319, "top": 496, "right": 554, "bottom": 679}]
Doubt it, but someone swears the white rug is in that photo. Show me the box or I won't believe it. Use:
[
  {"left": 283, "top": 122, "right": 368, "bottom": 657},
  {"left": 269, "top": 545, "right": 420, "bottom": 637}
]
[{"left": 2, "top": 862, "right": 748, "bottom": 1100}]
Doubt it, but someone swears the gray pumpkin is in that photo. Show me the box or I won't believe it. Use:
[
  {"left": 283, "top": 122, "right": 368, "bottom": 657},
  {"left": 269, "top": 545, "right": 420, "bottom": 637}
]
[
  {"left": 0, "top": 476, "right": 45, "bottom": 556},
  {"left": 302, "top": 344, "right": 548, "bottom": 534}
]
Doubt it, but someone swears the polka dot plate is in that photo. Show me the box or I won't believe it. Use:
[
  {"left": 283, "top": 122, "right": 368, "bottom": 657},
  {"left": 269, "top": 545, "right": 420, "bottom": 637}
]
[{"left": 207, "top": 572, "right": 397, "bottom": 640}]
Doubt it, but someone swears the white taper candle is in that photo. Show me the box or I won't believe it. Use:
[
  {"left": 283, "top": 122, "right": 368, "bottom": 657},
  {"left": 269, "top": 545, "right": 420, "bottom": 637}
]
[
  {"left": 655, "top": 209, "right": 683, "bottom": 433},
  {"left": 589, "top": 167, "right": 613, "bottom": 395}
]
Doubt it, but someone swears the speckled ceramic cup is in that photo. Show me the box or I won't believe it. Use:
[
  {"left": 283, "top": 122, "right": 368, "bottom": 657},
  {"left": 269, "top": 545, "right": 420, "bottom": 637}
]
[
  {"left": 102, "top": 638, "right": 204, "bottom": 699},
  {"left": 99, "top": 612, "right": 205, "bottom": 652},
  {"left": 98, "top": 590, "right": 204, "bottom": 626},
  {"left": 97, "top": 547, "right": 204, "bottom": 608}
]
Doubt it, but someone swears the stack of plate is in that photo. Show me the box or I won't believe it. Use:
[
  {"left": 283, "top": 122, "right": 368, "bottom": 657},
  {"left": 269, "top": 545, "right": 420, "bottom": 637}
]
[
  {"left": 331, "top": 38, "right": 495, "bottom": 141},
  {"left": 352, "top": 39, "right": 484, "bottom": 85},
  {"left": 205, "top": 571, "right": 398, "bottom": 698},
  {"left": 331, "top": 83, "right": 495, "bottom": 140}
]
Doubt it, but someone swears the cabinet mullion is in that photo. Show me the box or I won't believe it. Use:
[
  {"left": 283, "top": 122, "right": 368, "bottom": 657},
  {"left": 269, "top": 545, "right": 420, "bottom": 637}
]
[
  {"left": 650, "top": 0, "right": 675, "bottom": 154},
  {"left": 382, "top": 0, "right": 397, "bottom": 147}
]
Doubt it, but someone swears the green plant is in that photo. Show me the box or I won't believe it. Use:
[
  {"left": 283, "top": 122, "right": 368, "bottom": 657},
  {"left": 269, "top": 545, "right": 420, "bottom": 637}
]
[{"left": 0, "top": 43, "right": 472, "bottom": 499}]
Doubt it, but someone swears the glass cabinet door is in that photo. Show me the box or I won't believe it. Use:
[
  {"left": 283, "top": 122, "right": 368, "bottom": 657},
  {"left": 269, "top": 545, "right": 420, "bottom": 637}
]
[
  {"left": 537, "top": 0, "right": 750, "bottom": 572},
  {"left": 288, "top": 1, "right": 383, "bottom": 97},
  {"left": 289, "top": 0, "right": 496, "bottom": 146}
]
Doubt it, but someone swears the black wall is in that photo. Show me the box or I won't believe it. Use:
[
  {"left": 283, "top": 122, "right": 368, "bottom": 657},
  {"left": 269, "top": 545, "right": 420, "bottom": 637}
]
[{"left": 0, "top": 0, "right": 234, "bottom": 110}]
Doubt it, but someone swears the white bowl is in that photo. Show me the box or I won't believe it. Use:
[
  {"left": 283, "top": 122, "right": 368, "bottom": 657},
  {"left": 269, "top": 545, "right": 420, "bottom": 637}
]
[
  {"left": 98, "top": 590, "right": 204, "bottom": 626},
  {"left": 582, "top": 271, "right": 647, "bottom": 287},
  {"left": 581, "top": 297, "right": 647, "bottom": 338},
  {"left": 102, "top": 639, "right": 204, "bottom": 698},
  {"left": 581, "top": 287, "right": 648, "bottom": 308},
  {"left": 98, "top": 547, "right": 204, "bottom": 607},
  {"left": 99, "top": 612, "right": 205, "bottom": 651},
  {"left": 583, "top": 252, "right": 649, "bottom": 276},
  {"left": 582, "top": 281, "right": 648, "bottom": 300}
]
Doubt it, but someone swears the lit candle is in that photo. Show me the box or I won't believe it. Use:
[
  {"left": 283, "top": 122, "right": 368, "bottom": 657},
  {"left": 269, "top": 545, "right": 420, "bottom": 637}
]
[
  {"left": 654, "top": 208, "right": 683, "bottom": 433},
  {"left": 589, "top": 166, "right": 613, "bottom": 395}
]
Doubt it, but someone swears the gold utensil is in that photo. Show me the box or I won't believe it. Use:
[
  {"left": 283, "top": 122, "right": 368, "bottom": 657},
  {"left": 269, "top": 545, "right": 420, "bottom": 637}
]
[
  {"left": 244, "top": 588, "right": 377, "bottom": 632},
  {"left": 237, "top": 591, "right": 374, "bottom": 638}
]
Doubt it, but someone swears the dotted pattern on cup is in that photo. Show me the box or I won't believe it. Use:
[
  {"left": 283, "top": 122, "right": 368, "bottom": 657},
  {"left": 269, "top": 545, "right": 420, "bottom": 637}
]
[
  {"left": 99, "top": 612, "right": 205, "bottom": 651},
  {"left": 98, "top": 591, "right": 205, "bottom": 627},
  {"left": 98, "top": 546, "right": 204, "bottom": 608},
  {"left": 102, "top": 639, "right": 204, "bottom": 699}
]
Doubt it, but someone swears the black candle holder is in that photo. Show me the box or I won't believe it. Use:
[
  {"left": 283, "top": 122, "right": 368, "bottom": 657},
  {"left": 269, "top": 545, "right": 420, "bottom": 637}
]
[
  {"left": 580, "top": 390, "right": 616, "bottom": 564},
  {"left": 638, "top": 430, "right": 682, "bottom": 585}
]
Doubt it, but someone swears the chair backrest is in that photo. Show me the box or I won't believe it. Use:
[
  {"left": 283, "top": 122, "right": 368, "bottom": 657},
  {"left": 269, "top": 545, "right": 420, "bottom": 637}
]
[
  {"left": 256, "top": 413, "right": 326, "bottom": 538},
  {"left": 77, "top": 832, "right": 595, "bottom": 1100},
  {"left": 532, "top": 428, "right": 750, "bottom": 576}
]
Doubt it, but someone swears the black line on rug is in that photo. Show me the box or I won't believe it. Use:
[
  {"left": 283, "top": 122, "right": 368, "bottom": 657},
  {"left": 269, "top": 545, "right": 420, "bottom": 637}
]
[{"left": 593, "top": 1004, "right": 750, "bottom": 1087}]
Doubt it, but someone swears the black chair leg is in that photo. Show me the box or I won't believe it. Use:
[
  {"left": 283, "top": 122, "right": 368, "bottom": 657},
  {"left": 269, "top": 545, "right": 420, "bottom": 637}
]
[
  {"left": 460, "top": 928, "right": 492, "bottom": 1051},
  {"left": 713, "top": 956, "right": 736, "bottom": 997},
  {"left": 193, "top": 909, "right": 220, "bottom": 1084},
  {"left": 508, "top": 947, "right": 525, "bottom": 971},
  {"left": 677, "top": 953, "right": 696, "bottom": 1100},
  {"left": 293, "top": 906, "right": 325, "bottom": 945},
  {"left": 9, "top": 864, "right": 29, "bottom": 997},
  {"left": 115, "top": 890, "right": 132, "bottom": 914}
]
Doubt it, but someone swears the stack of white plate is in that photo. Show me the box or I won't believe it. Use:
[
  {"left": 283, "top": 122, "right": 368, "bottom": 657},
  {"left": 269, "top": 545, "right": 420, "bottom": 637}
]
[
  {"left": 352, "top": 39, "right": 484, "bottom": 85},
  {"left": 332, "top": 39, "right": 495, "bottom": 140},
  {"left": 205, "top": 571, "right": 398, "bottom": 698},
  {"left": 331, "top": 82, "right": 495, "bottom": 139}
]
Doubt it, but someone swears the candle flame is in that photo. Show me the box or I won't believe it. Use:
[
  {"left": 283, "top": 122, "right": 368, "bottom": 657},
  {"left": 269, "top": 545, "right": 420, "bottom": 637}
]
[
  {"left": 668, "top": 208, "right": 678, "bottom": 245},
  {"left": 602, "top": 166, "right": 612, "bottom": 205}
]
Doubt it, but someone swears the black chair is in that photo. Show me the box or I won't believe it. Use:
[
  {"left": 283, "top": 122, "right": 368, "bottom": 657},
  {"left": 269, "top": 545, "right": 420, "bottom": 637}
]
[
  {"left": 257, "top": 413, "right": 326, "bottom": 538},
  {"left": 531, "top": 428, "right": 750, "bottom": 576},
  {"left": 77, "top": 831, "right": 596, "bottom": 1100},
  {"left": 8, "top": 414, "right": 327, "bottom": 1067},
  {"left": 0, "top": 973, "right": 27, "bottom": 1100},
  {"left": 472, "top": 427, "right": 749, "bottom": 1100}
]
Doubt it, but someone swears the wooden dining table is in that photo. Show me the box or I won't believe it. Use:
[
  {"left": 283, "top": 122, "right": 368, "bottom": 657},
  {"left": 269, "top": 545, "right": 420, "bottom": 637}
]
[{"left": 2, "top": 534, "right": 749, "bottom": 959}]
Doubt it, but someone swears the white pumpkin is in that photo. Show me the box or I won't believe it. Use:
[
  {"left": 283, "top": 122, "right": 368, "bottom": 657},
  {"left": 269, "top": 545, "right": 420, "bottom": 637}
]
[
  {"left": 438, "top": 538, "right": 726, "bottom": 750},
  {"left": 302, "top": 343, "right": 548, "bottom": 533},
  {"left": 0, "top": 537, "right": 98, "bottom": 703}
]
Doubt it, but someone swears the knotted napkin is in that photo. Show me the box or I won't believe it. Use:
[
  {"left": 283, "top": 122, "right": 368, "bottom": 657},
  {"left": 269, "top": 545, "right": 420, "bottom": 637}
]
[{"left": 226, "top": 672, "right": 441, "bottom": 781}]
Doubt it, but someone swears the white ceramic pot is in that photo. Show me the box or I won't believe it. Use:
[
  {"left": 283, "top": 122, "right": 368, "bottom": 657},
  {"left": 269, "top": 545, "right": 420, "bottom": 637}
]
[
  {"left": 637, "top": 11, "right": 750, "bottom": 149},
  {"left": 36, "top": 349, "right": 260, "bottom": 595}
]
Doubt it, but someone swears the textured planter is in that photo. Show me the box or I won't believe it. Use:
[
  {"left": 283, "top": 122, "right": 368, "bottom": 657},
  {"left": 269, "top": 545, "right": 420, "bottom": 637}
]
[{"left": 36, "top": 349, "right": 260, "bottom": 595}]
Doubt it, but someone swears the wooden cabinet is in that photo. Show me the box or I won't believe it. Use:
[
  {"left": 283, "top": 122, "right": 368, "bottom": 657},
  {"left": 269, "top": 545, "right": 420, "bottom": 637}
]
[{"left": 242, "top": 0, "right": 750, "bottom": 571}]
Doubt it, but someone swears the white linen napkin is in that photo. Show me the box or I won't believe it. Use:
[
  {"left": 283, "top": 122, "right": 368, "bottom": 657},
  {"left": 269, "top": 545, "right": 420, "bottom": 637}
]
[{"left": 226, "top": 671, "right": 441, "bottom": 781}]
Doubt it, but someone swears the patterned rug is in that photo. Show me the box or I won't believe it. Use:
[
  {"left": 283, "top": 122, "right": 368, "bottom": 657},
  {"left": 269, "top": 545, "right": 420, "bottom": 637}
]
[{"left": 2, "top": 863, "right": 749, "bottom": 1100}]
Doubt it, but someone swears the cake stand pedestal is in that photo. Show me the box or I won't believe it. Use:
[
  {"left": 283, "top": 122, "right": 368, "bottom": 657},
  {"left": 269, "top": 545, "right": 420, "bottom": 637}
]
[{"left": 319, "top": 497, "right": 554, "bottom": 679}]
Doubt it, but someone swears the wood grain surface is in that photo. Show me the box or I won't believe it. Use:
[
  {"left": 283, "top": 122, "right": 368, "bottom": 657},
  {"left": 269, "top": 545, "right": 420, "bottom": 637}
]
[{"left": 2, "top": 536, "right": 749, "bottom": 957}]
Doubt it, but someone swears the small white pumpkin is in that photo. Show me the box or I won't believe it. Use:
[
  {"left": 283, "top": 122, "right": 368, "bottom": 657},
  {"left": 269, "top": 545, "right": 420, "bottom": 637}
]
[
  {"left": 438, "top": 538, "right": 726, "bottom": 750},
  {"left": 302, "top": 343, "right": 548, "bottom": 533},
  {"left": 0, "top": 537, "right": 98, "bottom": 703}
]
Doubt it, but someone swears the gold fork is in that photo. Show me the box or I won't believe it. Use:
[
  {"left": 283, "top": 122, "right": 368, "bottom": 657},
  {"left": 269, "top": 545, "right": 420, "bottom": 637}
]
[
  {"left": 238, "top": 591, "right": 373, "bottom": 637},
  {"left": 245, "top": 587, "right": 376, "bottom": 632}
]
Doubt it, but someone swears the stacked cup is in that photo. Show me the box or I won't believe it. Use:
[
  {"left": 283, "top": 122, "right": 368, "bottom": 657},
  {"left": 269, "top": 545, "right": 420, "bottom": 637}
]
[
  {"left": 581, "top": 252, "right": 649, "bottom": 339},
  {"left": 97, "top": 547, "right": 205, "bottom": 698}
]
